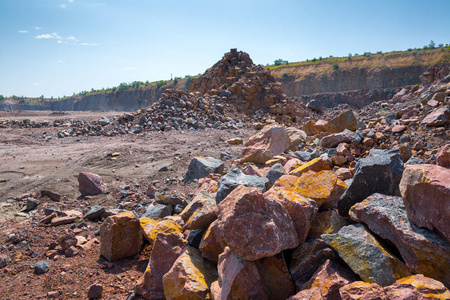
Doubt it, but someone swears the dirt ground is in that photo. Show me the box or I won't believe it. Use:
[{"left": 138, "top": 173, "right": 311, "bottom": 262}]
[{"left": 0, "top": 110, "right": 253, "bottom": 299}]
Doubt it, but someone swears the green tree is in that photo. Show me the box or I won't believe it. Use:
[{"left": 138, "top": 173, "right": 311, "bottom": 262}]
[
  {"left": 274, "top": 59, "right": 288, "bottom": 66},
  {"left": 429, "top": 40, "right": 436, "bottom": 49},
  {"left": 0, "top": 95, "right": 4, "bottom": 101}
]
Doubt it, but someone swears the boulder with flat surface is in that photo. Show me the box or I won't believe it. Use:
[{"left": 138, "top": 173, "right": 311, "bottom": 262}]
[{"left": 184, "top": 157, "right": 224, "bottom": 182}]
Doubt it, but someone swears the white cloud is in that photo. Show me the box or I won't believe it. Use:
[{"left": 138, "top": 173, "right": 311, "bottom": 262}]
[
  {"left": 35, "top": 27, "right": 42, "bottom": 30},
  {"left": 66, "top": 36, "right": 78, "bottom": 41},
  {"left": 57, "top": 60, "right": 64, "bottom": 63},
  {"left": 19, "top": 30, "right": 28, "bottom": 33},
  {"left": 123, "top": 67, "right": 137, "bottom": 71},
  {"left": 33, "top": 82, "right": 40, "bottom": 86},
  {"left": 60, "top": 4, "right": 67, "bottom": 9},
  {"left": 35, "top": 32, "right": 63, "bottom": 39},
  {"left": 81, "top": 42, "right": 98, "bottom": 46}
]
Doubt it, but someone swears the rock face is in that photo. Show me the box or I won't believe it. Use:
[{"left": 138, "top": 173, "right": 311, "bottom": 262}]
[
  {"left": 322, "top": 224, "right": 410, "bottom": 286},
  {"left": 338, "top": 150, "right": 404, "bottom": 216},
  {"left": 384, "top": 274, "right": 450, "bottom": 300},
  {"left": 217, "top": 185, "right": 298, "bottom": 261},
  {"left": 399, "top": 164, "right": 450, "bottom": 243},
  {"left": 436, "top": 144, "right": 450, "bottom": 168},
  {"left": 135, "top": 233, "right": 187, "bottom": 299},
  {"left": 339, "top": 281, "right": 388, "bottom": 300},
  {"left": 211, "top": 247, "right": 269, "bottom": 300},
  {"left": 184, "top": 157, "right": 224, "bottom": 182},
  {"left": 349, "top": 193, "right": 450, "bottom": 287},
  {"left": 179, "top": 192, "right": 217, "bottom": 231},
  {"left": 78, "top": 172, "right": 105, "bottom": 196},
  {"left": 163, "top": 246, "right": 218, "bottom": 300},
  {"left": 100, "top": 211, "right": 143, "bottom": 261},
  {"left": 240, "top": 125, "right": 291, "bottom": 164},
  {"left": 215, "top": 167, "right": 268, "bottom": 204},
  {"left": 302, "top": 259, "right": 357, "bottom": 300},
  {"left": 325, "top": 110, "right": 358, "bottom": 133}
]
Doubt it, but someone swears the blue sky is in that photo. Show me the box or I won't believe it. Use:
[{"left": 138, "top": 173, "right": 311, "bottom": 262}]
[{"left": 0, "top": 0, "right": 449, "bottom": 98}]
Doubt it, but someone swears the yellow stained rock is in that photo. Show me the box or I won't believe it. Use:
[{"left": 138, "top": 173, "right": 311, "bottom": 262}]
[
  {"left": 308, "top": 210, "right": 347, "bottom": 240},
  {"left": 140, "top": 217, "right": 182, "bottom": 244},
  {"left": 289, "top": 157, "right": 331, "bottom": 177}
]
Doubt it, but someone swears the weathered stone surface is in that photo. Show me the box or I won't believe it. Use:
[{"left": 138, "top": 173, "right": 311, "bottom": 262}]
[
  {"left": 285, "top": 127, "right": 307, "bottom": 149},
  {"left": 163, "top": 246, "right": 218, "bottom": 300},
  {"left": 211, "top": 247, "right": 269, "bottom": 300},
  {"left": 141, "top": 204, "right": 173, "bottom": 219},
  {"left": 302, "top": 259, "right": 357, "bottom": 300},
  {"left": 308, "top": 210, "right": 348, "bottom": 240},
  {"left": 184, "top": 157, "right": 224, "bottom": 182},
  {"left": 217, "top": 185, "right": 298, "bottom": 261},
  {"left": 264, "top": 163, "right": 287, "bottom": 185},
  {"left": 192, "top": 174, "right": 220, "bottom": 198},
  {"left": 136, "top": 232, "right": 187, "bottom": 299},
  {"left": 199, "top": 220, "right": 224, "bottom": 264},
  {"left": 295, "top": 170, "right": 347, "bottom": 210},
  {"left": 436, "top": 143, "right": 450, "bottom": 168},
  {"left": 255, "top": 253, "right": 295, "bottom": 300},
  {"left": 349, "top": 193, "right": 450, "bottom": 287},
  {"left": 287, "top": 288, "right": 324, "bottom": 300},
  {"left": 265, "top": 175, "right": 318, "bottom": 244},
  {"left": 140, "top": 217, "right": 182, "bottom": 245},
  {"left": 34, "top": 261, "right": 50, "bottom": 274},
  {"left": 320, "top": 130, "right": 355, "bottom": 148},
  {"left": 100, "top": 211, "right": 143, "bottom": 261},
  {"left": 289, "top": 239, "right": 339, "bottom": 291},
  {"left": 400, "top": 164, "right": 450, "bottom": 243},
  {"left": 289, "top": 157, "right": 331, "bottom": 177},
  {"left": 294, "top": 151, "right": 312, "bottom": 162},
  {"left": 322, "top": 224, "right": 410, "bottom": 286},
  {"left": 78, "top": 172, "right": 105, "bottom": 196},
  {"left": 325, "top": 110, "right": 358, "bottom": 133},
  {"left": 240, "top": 125, "right": 291, "bottom": 164},
  {"left": 284, "top": 158, "right": 303, "bottom": 173},
  {"left": 215, "top": 167, "right": 268, "bottom": 204},
  {"left": 87, "top": 282, "right": 103, "bottom": 299},
  {"left": 339, "top": 281, "right": 388, "bottom": 300},
  {"left": 338, "top": 149, "right": 404, "bottom": 216},
  {"left": 421, "top": 106, "right": 450, "bottom": 126},
  {"left": 384, "top": 274, "right": 450, "bottom": 300},
  {"left": 179, "top": 192, "right": 217, "bottom": 231}
]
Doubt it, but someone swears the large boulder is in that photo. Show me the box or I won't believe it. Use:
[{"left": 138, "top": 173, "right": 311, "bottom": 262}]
[
  {"left": 163, "top": 246, "right": 218, "bottom": 300},
  {"left": 199, "top": 220, "right": 224, "bottom": 264},
  {"left": 217, "top": 185, "right": 298, "bottom": 261},
  {"left": 135, "top": 232, "right": 187, "bottom": 299},
  {"left": 421, "top": 105, "right": 450, "bottom": 126},
  {"left": 100, "top": 211, "right": 143, "bottom": 261},
  {"left": 139, "top": 217, "right": 182, "bottom": 245},
  {"left": 78, "top": 172, "right": 105, "bottom": 196},
  {"left": 436, "top": 143, "right": 450, "bottom": 168},
  {"left": 338, "top": 149, "right": 404, "bottom": 216},
  {"left": 399, "top": 164, "right": 450, "bottom": 243},
  {"left": 325, "top": 110, "right": 358, "bottom": 133},
  {"left": 322, "top": 224, "right": 411, "bottom": 286},
  {"left": 184, "top": 157, "right": 224, "bottom": 182},
  {"left": 349, "top": 193, "right": 450, "bottom": 287},
  {"left": 240, "top": 125, "right": 291, "bottom": 164},
  {"left": 384, "top": 274, "right": 450, "bottom": 299},
  {"left": 179, "top": 192, "right": 217, "bottom": 231},
  {"left": 215, "top": 167, "right": 268, "bottom": 204}
]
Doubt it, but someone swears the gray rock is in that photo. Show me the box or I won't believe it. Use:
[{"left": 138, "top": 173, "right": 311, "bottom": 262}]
[
  {"left": 220, "top": 152, "right": 232, "bottom": 160},
  {"left": 320, "top": 129, "right": 355, "bottom": 148},
  {"left": 140, "top": 204, "right": 172, "bottom": 219},
  {"left": 184, "top": 157, "right": 224, "bottom": 182},
  {"left": 83, "top": 206, "right": 106, "bottom": 221},
  {"left": 187, "top": 229, "right": 205, "bottom": 249},
  {"left": 306, "top": 99, "right": 323, "bottom": 113},
  {"left": 34, "top": 261, "right": 50, "bottom": 274},
  {"left": 98, "top": 117, "right": 110, "bottom": 126},
  {"left": 264, "top": 163, "right": 287, "bottom": 185},
  {"left": 294, "top": 151, "right": 312, "bottom": 162},
  {"left": 26, "top": 197, "right": 39, "bottom": 211},
  {"left": 215, "top": 167, "right": 269, "bottom": 204},
  {"left": 405, "top": 157, "right": 424, "bottom": 165},
  {"left": 337, "top": 150, "right": 404, "bottom": 216},
  {"left": 57, "top": 131, "right": 65, "bottom": 138},
  {"left": 132, "top": 125, "right": 143, "bottom": 134}
]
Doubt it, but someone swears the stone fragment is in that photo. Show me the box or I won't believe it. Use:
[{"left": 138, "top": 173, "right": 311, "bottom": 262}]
[
  {"left": 34, "top": 261, "right": 50, "bottom": 274},
  {"left": 322, "top": 224, "right": 410, "bottom": 286},
  {"left": 51, "top": 216, "right": 78, "bottom": 226},
  {"left": 0, "top": 254, "right": 10, "bottom": 268},
  {"left": 184, "top": 157, "right": 224, "bottom": 182},
  {"left": 421, "top": 106, "right": 450, "bottom": 126},
  {"left": 264, "top": 163, "right": 287, "bottom": 185},
  {"left": 240, "top": 125, "right": 291, "bottom": 164},
  {"left": 285, "top": 127, "right": 307, "bottom": 149},
  {"left": 436, "top": 143, "right": 450, "bottom": 168},
  {"left": 41, "top": 190, "right": 61, "bottom": 202},
  {"left": 320, "top": 130, "right": 355, "bottom": 148},
  {"left": 335, "top": 167, "right": 353, "bottom": 181},
  {"left": 289, "top": 157, "right": 331, "bottom": 177},
  {"left": 83, "top": 206, "right": 106, "bottom": 221},
  {"left": 217, "top": 185, "right": 298, "bottom": 261},
  {"left": 338, "top": 149, "right": 404, "bottom": 216},
  {"left": 25, "top": 197, "right": 39, "bottom": 211},
  {"left": 211, "top": 247, "right": 269, "bottom": 300},
  {"left": 58, "top": 234, "right": 77, "bottom": 251},
  {"left": 100, "top": 211, "right": 143, "bottom": 261},
  {"left": 295, "top": 170, "right": 347, "bottom": 209},
  {"left": 141, "top": 204, "right": 172, "bottom": 219},
  {"left": 284, "top": 158, "right": 303, "bottom": 173},
  {"left": 302, "top": 259, "right": 357, "bottom": 299},
  {"left": 78, "top": 172, "right": 105, "bottom": 196},
  {"left": 199, "top": 220, "right": 224, "bottom": 264},
  {"left": 87, "top": 282, "right": 103, "bottom": 299},
  {"left": 308, "top": 210, "right": 348, "bottom": 240},
  {"left": 339, "top": 281, "right": 388, "bottom": 300},
  {"left": 163, "top": 246, "right": 218, "bottom": 300},
  {"left": 65, "top": 246, "right": 79, "bottom": 257},
  {"left": 399, "top": 143, "right": 412, "bottom": 162},
  {"left": 294, "top": 151, "right": 312, "bottom": 162},
  {"left": 325, "top": 110, "right": 358, "bottom": 133},
  {"left": 400, "top": 164, "right": 450, "bottom": 243},
  {"left": 391, "top": 124, "right": 407, "bottom": 133},
  {"left": 287, "top": 288, "right": 323, "bottom": 300},
  {"left": 384, "top": 274, "right": 450, "bottom": 300},
  {"left": 139, "top": 217, "right": 182, "bottom": 245},
  {"left": 265, "top": 155, "right": 288, "bottom": 167},
  {"left": 192, "top": 174, "right": 220, "bottom": 198},
  {"left": 47, "top": 291, "right": 59, "bottom": 299},
  {"left": 215, "top": 167, "right": 268, "bottom": 204},
  {"left": 179, "top": 192, "right": 217, "bottom": 231},
  {"left": 226, "top": 137, "right": 243, "bottom": 145},
  {"left": 187, "top": 229, "right": 204, "bottom": 249},
  {"left": 349, "top": 193, "right": 450, "bottom": 287},
  {"left": 135, "top": 232, "right": 187, "bottom": 299},
  {"left": 40, "top": 212, "right": 58, "bottom": 224}
]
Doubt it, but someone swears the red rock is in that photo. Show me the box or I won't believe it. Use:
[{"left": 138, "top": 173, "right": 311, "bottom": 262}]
[
  {"left": 217, "top": 185, "right": 298, "bottom": 261},
  {"left": 325, "top": 110, "right": 358, "bottom": 133},
  {"left": 199, "top": 220, "right": 224, "bottom": 264},
  {"left": 78, "top": 172, "right": 105, "bottom": 196},
  {"left": 58, "top": 234, "right": 77, "bottom": 251},
  {"left": 436, "top": 143, "right": 450, "bottom": 168},
  {"left": 427, "top": 99, "right": 440, "bottom": 107},
  {"left": 391, "top": 124, "right": 407, "bottom": 133},
  {"left": 51, "top": 216, "right": 77, "bottom": 226},
  {"left": 421, "top": 106, "right": 450, "bottom": 126},
  {"left": 192, "top": 174, "right": 220, "bottom": 198},
  {"left": 302, "top": 259, "right": 357, "bottom": 300},
  {"left": 339, "top": 281, "right": 388, "bottom": 300},
  {"left": 314, "top": 119, "right": 328, "bottom": 133},
  {"left": 320, "top": 131, "right": 354, "bottom": 148},
  {"left": 285, "top": 127, "right": 307, "bottom": 149},
  {"left": 284, "top": 158, "right": 302, "bottom": 173},
  {"left": 40, "top": 212, "right": 58, "bottom": 224},
  {"left": 100, "top": 211, "right": 143, "bottom": 261},
  {"left": 335, "top": 167, "right": 353, "bottom": 181},
  {"left": 41, "top": 190, "right": 61, "bottom": 201},
  {"left": 179, "top": 192, "right": 217, "bottom": 231},
  {"left": 87, "top": 282, "right": 103, "bottom": 299},
  {"left": 64, "top": 246, "right": 79, "bottom": 257},
  {"left": 240, "top": 125, "right": 291, "bottom": 164},
  {"left": 337, "top": 143, "right": 350, "bottom": 156},
  {"left": 384, "top": 274, "right": 450, "bottom": 300},
  {"left": 400, "top": 164, "right": 450, "bottom": 242},
  {"left": 211, "top": 247, "right": 269, "bottom": 300},
  {"left": 287, "top": 288, "right": 323, "bottom": 300},
  {"left": 135, "top": 232, "right": 187, "bottom": 299}
]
